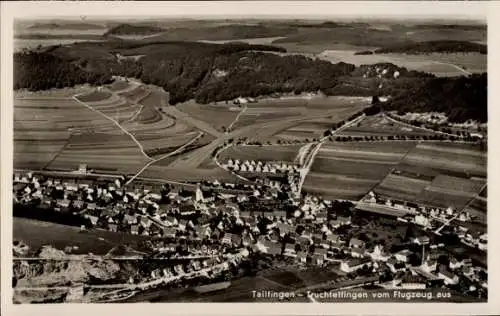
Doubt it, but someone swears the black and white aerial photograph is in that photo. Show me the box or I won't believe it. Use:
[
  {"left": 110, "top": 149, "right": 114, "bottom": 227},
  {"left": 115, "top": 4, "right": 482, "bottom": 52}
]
[{"left": 5, "top": 0, "right": 490, "bottom": 308}]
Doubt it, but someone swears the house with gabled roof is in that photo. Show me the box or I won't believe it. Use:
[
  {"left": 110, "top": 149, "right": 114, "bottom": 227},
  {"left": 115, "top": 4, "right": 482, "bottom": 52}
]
[
  {"left": 387, "top": 257, "right": 406, "bottom": 273},
  {"left": 123, "top": 214, "right": 138, "bottom": 225},
  {"left": 326, "top": 234, "right": 343, "bottom": 249},
  {"left": 162, "top": 227, "right": 177, "bottom": 238},
  {"left": 56, "top": 199, "right": 71, "bottom": 208},
  {"left": 140, "top": 216, "right": 152, "bottom": 229},
  {"left": 369, "top": 244, "right": 391, "bottom": 262},
  {"left": 265, "top": 241, "right": 282, "bottom": 256},
  {"left": 297, "top": 251, "right": 307, "bottom": 264},
  {"left": 131, "top": 224, "right": 139, "bottom": 235},
  {"left": 438, "top": 266, "right": 459, "bottom": 285},
  {"left": 349, "top": 237, "right": 365, "bottom": 249},
  {"left": 108, "top": 223, "right": 118, "bottom": 232},
  {"left": 340, "top": 257, "right": 372, "bottom": 273},
  {"left": 86, "top": 215, "right": 99, "bottom": 226},
  {"left": 395, "top": 249, "right": 412, "bottom": 263},
  {"left": 277, "top": 222, "right": 293, "bottom": 237},
  {"left": 284, "top": 243, "right": 296, "bottom": 257},
  {"left": 351, "top": 247, "right": 365, "bottom": 258},
  {"left": 195, "top": 226, "right": 212, "bottom": 240}
]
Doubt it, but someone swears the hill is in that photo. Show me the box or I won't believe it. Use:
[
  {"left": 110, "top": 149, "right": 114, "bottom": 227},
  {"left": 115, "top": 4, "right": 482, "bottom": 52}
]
[
  {"left": 373, "top": 40, "right": 486, "bottom": 55},
  {"left": 27, "top": 22, "right": 105, "bottom": 30},
  {"left": 131, "top": 24, "right": 297, "bottom": 43},
  {"left": 104, "top": 23, "right": 165, "bottom": 36},
  {"left": 14, "top": 39, "right": 486, "bottom": 123},
  {"left": 384, "top": 73, "right": 487, "bottom": 123}
]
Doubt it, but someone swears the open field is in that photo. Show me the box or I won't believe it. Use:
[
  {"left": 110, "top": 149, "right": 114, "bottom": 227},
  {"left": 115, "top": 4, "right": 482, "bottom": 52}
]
[
  {"left": 303, "top": 173, "right": 378, "bottom": 201},
  {"left": 304, "top": 142, "right": 417, "bottom": 200},
  {"left": 416, "top": 189, "right": 473, "bottom": 210},
  {"left": 139, "top": 165, "right": 249, "bottom": 184},
  {"left": 13, "top": 218, "right": 150, "bottom": 256},
  {"left": 400, "top": 143, "right": 486, "bottom": 178},
  {"left": 218, "top": 145, "right": 302, "bottom": 164},
  {"left": 232, "top": 107, "right": 305, "bottom": 131},
  {"left": 370, "top": 142, "right": 486, "bottom": 206},
  {"left": 318, "top": 51, "right": 485, "bottom": 76},
  {"left": 373, "top": 173, "right": 432, "bottom": 202},
  {"left": 47, "top": 133, "right": 149, "bottom": 174},
  {"left": 177, "top": 101, "right": 241, "bottom": 132},
  {"left": 428, "top": 175, "right": 485, "bottom": 195},
  {"left": 229, "top": 95, "right": 369, "bottom": 133},
  {"left": 339, "top": 114, "right": 438, "bottom": 138},
  {"left": 273, "top": 97, "right": 370, "bottom": 141}
]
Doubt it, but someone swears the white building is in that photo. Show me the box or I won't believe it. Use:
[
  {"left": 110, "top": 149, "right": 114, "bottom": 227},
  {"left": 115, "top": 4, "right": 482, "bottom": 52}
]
[
  {"left": 414, "top": 214, "right": 430, "bottom": 227},
  {"left": 195, "top": 186, "right": 204, "bottom": 202}
]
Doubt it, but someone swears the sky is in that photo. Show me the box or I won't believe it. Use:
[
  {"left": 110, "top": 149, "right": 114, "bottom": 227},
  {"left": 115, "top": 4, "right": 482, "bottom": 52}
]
[{"left": 6, "top": 1, "right": 488, "bottom": 23}]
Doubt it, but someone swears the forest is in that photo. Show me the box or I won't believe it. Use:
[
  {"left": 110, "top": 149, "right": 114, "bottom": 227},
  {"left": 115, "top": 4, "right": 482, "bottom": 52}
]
[
  {"left": 384, "top": 73, "right": 487, "bottom": 123},
  {"left": 14, "top": 40, "right": 487, "bottom": 123},
  {"left": 373, "top": 40, "right": 486, "bottom": 55}
]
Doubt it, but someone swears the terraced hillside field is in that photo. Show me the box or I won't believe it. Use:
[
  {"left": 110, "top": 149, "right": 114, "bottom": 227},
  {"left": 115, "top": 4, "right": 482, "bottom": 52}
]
[
  {"left": 14, "top": 94, "right": 148, "bottom": 172},
  {"left": 14, "top": 82, "right": 215, "bottom": 178},
  {"left": 303, "top": 142, "right": 417, "bottom": 200}
]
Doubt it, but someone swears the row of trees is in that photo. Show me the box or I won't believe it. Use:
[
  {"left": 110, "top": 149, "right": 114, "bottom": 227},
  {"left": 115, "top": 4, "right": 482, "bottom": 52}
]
[{"left": 330, "top": 133, "right": 482, "bottom": 143}]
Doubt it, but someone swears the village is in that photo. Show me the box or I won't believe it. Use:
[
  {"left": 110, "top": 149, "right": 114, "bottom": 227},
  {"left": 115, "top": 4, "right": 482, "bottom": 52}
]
[{"left": 12, "top": 164, "right": 488, "bottom": 301}]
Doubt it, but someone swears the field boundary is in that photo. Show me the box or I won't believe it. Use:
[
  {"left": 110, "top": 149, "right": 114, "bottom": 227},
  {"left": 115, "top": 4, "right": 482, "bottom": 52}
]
[
  {"left": 127, "top": 105, "right": 145, "bottom": 122},
  {"left": 226, "top": 106, "right": 247, "bottom": 132},
  {"left": 72, "top": 92, "right": 153, "bottom": 161},
  {"left": 125, "top": 131, "right": 205, "bottom": 185},
  {"left": 41, "top": 135, "right": 73, "bottom": 170},
  {"left": 357, "top": 140, "right": 420, "bottom": 203}
]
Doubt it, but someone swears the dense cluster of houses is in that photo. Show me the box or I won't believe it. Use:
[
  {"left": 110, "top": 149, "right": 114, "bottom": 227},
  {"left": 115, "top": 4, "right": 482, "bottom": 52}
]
[
  {"left": 222, "top": 158, "right": 302, "bottom": 197},
  {"left": 13, "top": 170, "right": 487, "bottom": 297},
  {"left": 361, "top": 191, "right": 486, "bottom": 250},
  {"left": 224, "top": 159, "right": 299, "bottom": 175}
]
